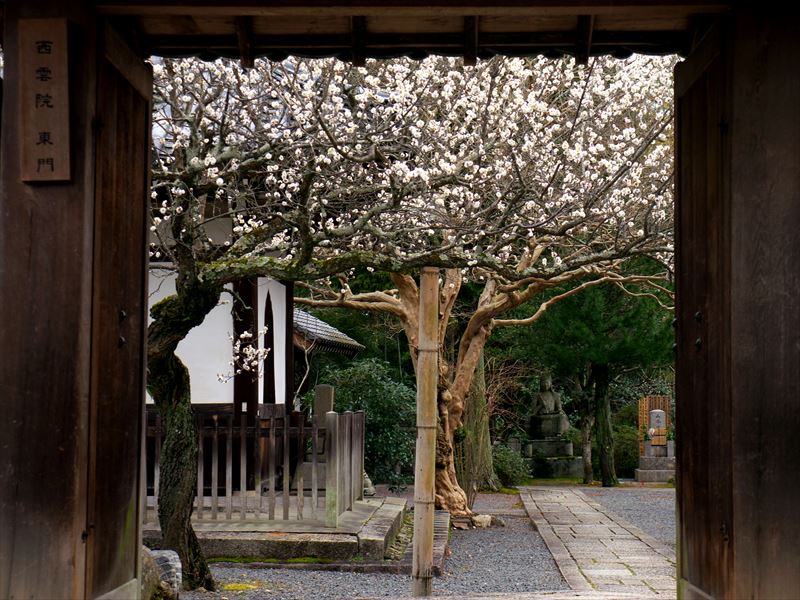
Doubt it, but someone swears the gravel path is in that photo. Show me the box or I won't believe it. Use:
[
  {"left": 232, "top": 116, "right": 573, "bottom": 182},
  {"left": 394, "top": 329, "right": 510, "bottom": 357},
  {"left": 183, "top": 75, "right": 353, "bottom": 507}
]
[
  {"left": 440, "top": 513, "right": 567, "bottom": 595},
  {"left": 582, "top": 486, "right": 676, "bottom": 548},
  {"left": 183, "top": 493, "right": 568, "bottom": 599}
]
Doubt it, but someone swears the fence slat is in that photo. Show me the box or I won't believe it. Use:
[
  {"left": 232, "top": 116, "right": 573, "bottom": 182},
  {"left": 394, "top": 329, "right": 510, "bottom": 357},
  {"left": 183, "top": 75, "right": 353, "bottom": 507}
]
[
  {"left": 295, "top": 412, "right": 304, "bottom": 520},
  {"left": 325, "top": 411, "right": 339, "bottom": 527},
  {"left": 350, "top": 412, "right": 357, "bottom": 504},
  {"left": 353, "top": 411, "right": 364, "bottom": 502},
  {"left": 282, "top": 404, "right": 290, "bottom": 520},
  {"left": 340, "top": 412, "right": 348, "bottom": 513},
  {"left": 343, "top": 412, "right": 353, "bottom": 512},
  {"left": 268, "top": 405, "right": 276, "bottom": 520},
  {"left": 212, "top": 415, "right": 219, "bottom": 520},
  {"left": 240, "top": 415, "right": 247, "bottom": 519},
  {"left": 311, "top": 414, "right": 319, "bottom": 520},
  {"left": 226, "top": 416, "right": 233, "bottom": 519},
  {"left": 196, "top": 416, "right": 204, "bottom": 520}
]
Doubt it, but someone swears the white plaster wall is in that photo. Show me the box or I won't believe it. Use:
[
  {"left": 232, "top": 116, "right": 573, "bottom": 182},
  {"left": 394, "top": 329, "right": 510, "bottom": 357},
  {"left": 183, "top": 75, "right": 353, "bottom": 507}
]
[
  {"left": 147, "top": 268, "right": 234, "bottom": 404},
  {"left": 257, "top": 278, "right": 287, "bottom": 405}
]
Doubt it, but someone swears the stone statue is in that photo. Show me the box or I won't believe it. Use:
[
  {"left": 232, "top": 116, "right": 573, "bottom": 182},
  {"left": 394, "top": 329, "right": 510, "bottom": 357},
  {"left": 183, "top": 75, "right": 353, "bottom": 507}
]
[
  {"left": 531, "top": 374, "right": 563, "bottom": 416},
  {"left": 529, "top": 375, "right": 569, "bottom": 439},
  {"left": 527, "top": 374, "right": 581, "bottom": 478}
]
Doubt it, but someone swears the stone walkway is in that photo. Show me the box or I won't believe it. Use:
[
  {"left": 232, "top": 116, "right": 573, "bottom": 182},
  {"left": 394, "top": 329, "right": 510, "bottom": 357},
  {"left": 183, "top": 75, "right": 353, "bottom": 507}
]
[{"left": 519, "top": 487, "right": 676, "bottom": 599}]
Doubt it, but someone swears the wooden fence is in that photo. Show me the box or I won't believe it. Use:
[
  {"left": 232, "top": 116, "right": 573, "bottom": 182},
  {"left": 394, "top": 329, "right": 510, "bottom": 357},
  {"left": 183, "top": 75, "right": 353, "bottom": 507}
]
[
  {"left": 146, "top": 403, "right": 364, "bottom": 527},
  {"left": 638, "top": 395, "right": 673, "bottom": 455}
]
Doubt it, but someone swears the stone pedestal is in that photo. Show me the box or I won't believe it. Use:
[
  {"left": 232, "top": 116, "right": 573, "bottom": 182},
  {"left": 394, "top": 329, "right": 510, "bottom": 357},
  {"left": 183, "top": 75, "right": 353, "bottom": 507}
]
[
  {"left": 548, "top": 457, "right": 584, "bottom": 478},
  {"left": 529, "top": 409, "right": 579, "bottom": 479},
  {"left": 635, "top": 455, "right": 676, "bottom": 483},
  {"left": 531, "top": 439, "right": 573, "bottom": 457},
  {"left": 530, "top": 413, "right": 569, "bottom": 438}
]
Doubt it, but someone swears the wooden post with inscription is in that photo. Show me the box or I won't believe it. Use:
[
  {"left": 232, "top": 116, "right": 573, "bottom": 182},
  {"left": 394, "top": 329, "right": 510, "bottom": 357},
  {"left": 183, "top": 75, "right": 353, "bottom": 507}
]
[{"left": 0, "top": 3, "right": 151, "bottom": 598}]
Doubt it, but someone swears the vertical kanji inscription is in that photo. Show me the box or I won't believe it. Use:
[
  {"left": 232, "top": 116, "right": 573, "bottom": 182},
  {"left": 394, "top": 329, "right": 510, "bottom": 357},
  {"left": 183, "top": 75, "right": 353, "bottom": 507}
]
[{"left": 19, "top": 19, "right": 70, "bottom": 182}]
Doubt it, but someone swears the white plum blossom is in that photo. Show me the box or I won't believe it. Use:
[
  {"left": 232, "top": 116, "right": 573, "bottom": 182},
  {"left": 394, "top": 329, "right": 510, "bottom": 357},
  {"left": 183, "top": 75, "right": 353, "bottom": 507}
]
[{"left": 149, "top": 54, "right": 674, "bottom": 287}]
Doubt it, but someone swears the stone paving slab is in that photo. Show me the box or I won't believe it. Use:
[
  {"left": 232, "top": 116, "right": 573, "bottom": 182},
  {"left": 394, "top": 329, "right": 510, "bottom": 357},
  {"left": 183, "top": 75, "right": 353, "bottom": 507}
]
[
  {"left": 519, "top": 487, "right": 676, "bottom": 599},
  {"left": 144, "top": 497, "right": 406, "bottom": 562}
]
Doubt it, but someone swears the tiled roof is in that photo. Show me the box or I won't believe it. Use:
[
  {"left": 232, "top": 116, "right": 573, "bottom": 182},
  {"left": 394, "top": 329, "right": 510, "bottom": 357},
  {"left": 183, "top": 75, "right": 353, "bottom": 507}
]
[{"left": 293, "top": 309, "right": 365, "bottom": 357}]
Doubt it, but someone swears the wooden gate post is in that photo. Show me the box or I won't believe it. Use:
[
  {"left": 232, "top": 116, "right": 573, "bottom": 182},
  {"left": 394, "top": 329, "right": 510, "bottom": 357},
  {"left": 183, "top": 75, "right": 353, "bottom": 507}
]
[{"left": 412, "top": 267, "right": 439, "bottom": 597}]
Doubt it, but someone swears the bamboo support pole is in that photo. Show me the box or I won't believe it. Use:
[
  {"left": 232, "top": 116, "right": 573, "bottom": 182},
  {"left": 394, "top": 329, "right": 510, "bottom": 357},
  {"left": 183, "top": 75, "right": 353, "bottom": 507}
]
[{"left": 412, "top": 267, "right": 439, "bottom": 597}]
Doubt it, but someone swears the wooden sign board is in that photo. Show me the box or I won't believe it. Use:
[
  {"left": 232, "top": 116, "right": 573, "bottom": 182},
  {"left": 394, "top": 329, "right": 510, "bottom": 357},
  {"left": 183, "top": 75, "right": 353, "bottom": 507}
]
[{"left": 18, "top": 19, "right": 71, "bottom": 182}]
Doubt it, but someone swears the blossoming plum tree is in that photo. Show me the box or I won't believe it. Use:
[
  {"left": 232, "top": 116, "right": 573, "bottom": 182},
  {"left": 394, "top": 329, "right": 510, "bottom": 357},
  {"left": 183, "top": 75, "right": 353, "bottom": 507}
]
[{"left": 147, "top": 54, "right": 674, "bottom": 587}]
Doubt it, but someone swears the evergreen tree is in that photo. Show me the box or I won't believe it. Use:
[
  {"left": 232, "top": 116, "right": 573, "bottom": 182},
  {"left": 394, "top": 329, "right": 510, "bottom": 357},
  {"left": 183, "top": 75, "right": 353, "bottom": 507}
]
[{"left": 496, "top": 272, "right": 673, "bottom": 485}]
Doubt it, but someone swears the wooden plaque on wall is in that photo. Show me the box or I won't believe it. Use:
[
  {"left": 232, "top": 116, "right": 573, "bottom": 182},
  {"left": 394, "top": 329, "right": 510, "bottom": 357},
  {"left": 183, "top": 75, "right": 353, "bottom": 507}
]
[{"left": 18, "top": 18, "right": 71, "bottom": 182}]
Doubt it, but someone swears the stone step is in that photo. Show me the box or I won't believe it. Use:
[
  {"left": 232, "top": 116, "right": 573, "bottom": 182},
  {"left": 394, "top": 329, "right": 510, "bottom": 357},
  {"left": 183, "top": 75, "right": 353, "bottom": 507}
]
[{"left": 358, "top": 497, "right": 406, "bottom": 560}]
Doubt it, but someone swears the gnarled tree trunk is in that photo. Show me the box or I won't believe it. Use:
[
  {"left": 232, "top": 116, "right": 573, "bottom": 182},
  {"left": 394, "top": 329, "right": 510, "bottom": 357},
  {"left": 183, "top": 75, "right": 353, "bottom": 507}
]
[
  {"left": 592, "top": 363, "right": 617, "bottom": 487},
  {"left": 434, "top": 388, "right": 471, "bottom": 516},
  {"left": 148, "top": 352, "right": 214, "bottom": 590},
  {"left": 147, "top": 282, "right": 221, "bottom": 590}
]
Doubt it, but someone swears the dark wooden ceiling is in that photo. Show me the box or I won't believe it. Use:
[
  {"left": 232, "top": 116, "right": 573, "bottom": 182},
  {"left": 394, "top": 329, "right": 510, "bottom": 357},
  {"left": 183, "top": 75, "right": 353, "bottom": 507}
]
[{"left": 95, "top": 1, "right": 731, "bottom": 63}]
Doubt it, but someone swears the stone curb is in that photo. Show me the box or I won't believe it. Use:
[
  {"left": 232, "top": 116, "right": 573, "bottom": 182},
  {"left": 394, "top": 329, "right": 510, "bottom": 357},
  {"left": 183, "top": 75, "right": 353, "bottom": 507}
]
[
  {"left": 358, "top": 497, "right": 406, "bottom": 560},
  {"left": 402, "top": 510, "right": 451, "bottom": 576}
]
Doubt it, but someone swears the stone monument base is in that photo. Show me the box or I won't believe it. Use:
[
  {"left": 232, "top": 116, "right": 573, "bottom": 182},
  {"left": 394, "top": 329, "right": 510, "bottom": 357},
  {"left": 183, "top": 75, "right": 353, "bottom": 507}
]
[
  {"left": 532, "top": 455, "right": 583, "bottom": 479},
  {"left": 634, "top": 456, "right": 676, "bottom": 483},
  {"left": 531, "top": 439, "right": 573, "bottom": 457},
  {"left": 530, "top": 413, "right": 570, "bottom": 438}
]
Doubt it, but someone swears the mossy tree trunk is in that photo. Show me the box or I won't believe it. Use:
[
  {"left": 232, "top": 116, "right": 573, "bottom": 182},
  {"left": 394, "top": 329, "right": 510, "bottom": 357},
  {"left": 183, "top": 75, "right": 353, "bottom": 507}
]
[
  {"left": 592, "top": 363, "right": 618, "bottom": 487},
  {"left": 147, "top": 282, "right": 222, "bottom": 590},
  {"left": 455, "top": 353, "right": 498, "bottom": 507}
]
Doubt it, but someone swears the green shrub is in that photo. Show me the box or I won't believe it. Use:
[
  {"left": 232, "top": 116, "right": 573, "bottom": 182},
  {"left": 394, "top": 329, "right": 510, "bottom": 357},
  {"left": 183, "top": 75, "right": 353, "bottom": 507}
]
[
  {"left": 492, "top": 445, "right": 529, "bottom": 487},
  {"left": 563, "top": 426, "right": 582, "bottom": 453},
  {"left": 320, "top": 359, "right": 416, "bottom": 484},
  {"left": 613, "top": 424, "right": 640, "bottom": 478}
]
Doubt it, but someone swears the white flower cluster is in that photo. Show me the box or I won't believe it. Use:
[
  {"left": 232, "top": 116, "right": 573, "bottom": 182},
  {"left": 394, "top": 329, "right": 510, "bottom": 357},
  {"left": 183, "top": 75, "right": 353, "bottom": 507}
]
[
  {"left": 217, "top": 327, "right": 270, "bottom": 383},
  {"left": 149, "top": 53, "right": 675, "bottom": 280}
]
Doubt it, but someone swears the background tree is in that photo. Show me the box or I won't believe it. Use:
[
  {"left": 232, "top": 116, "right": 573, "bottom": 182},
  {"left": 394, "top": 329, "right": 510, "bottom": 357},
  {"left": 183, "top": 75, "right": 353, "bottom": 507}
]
[
  {"left": 296, "top": 55, "right": 675, "bottom": 512},
  {"left": 146, "top": 52, "right": 674, "bottom": 583},
  {"left": 494, "top": 267, "right": 674, "bottom": 485}
]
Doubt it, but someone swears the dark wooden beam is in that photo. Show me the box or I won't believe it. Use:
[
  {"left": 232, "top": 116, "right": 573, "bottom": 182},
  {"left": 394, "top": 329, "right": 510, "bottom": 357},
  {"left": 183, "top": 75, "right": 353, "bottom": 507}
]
[
  {"left": 351, "top": 16, "right": 367, "bottom": 66},
  {"left": 235, "top": 15, "right": 255, "bottom": 68},
  {"left": 575, "top": 14, "right": 594, "bottom": 65},
  {"left": 96, "top": 1, "right": 733, "bottom": 18},
  {"left": 463, "top": 15, "right": 478, "bottom": 66},
  {"left": 142, "top": 29, "right": 691, "bottom": 55}
]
